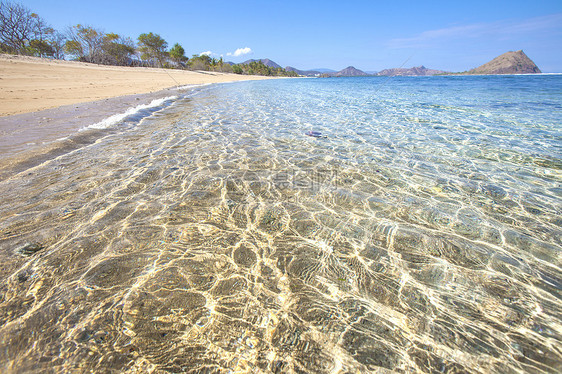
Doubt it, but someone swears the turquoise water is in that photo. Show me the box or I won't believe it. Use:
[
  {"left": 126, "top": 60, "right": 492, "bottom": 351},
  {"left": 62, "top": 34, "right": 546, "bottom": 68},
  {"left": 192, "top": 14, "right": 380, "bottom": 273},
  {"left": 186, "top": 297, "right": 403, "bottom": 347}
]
[{"left": 0, "top": 76, "right": 561, "bottom": 373}]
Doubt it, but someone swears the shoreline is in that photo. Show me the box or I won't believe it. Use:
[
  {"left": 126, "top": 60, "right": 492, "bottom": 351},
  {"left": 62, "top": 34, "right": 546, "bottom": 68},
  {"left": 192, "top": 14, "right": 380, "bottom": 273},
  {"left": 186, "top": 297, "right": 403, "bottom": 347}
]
[
  {"left": 0, "top": 85, "right": 193, "bottom": 179},
  {"left": 0, "top": 54, "right": 276, "bottom": 117},
  {"left": 0, "top": 54, "right": 280, "bottom": 179}
]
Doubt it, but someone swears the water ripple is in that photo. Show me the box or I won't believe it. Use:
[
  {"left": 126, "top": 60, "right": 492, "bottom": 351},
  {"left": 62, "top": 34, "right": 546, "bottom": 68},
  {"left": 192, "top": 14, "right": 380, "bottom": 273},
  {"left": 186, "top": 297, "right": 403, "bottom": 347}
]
[{"left": 0, "top": 76, "right": 561, "bottom": 373}]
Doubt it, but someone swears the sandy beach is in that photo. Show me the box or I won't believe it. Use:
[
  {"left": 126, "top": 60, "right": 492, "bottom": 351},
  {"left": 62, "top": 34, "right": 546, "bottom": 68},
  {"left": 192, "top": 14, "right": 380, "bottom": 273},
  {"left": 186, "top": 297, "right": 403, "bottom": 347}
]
[
  {"left": 0, "top": 54, "right": 278, "bottom": 178},
  {"left": 0, "top": 54, "right": 273, "bottom": 117}
]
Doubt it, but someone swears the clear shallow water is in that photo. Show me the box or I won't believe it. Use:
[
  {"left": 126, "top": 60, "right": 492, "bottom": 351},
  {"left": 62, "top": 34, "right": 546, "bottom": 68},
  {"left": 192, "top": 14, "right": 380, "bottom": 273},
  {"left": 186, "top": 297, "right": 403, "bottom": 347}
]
[{"left": 0, "top": 76, "right": 561, "bottom": 373}]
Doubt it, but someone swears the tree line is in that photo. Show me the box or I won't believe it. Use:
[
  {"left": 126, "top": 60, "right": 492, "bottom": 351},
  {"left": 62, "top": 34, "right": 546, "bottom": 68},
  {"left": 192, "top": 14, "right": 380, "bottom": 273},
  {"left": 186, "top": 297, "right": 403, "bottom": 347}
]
[{"left": 0, "top": 1, "right": 297, "bottom": 76}]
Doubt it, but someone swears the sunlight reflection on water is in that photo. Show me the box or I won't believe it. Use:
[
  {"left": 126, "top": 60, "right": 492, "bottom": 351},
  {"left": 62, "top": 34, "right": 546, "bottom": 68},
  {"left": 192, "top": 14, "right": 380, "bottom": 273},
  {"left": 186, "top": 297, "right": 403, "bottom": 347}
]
[{"left": 0, "top": 76, "right": 561, "bottom": 373}]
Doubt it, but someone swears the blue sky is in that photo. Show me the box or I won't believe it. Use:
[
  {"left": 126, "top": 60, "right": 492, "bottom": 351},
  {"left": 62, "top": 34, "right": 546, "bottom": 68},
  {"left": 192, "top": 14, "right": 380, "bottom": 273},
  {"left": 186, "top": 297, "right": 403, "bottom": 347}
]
[{"left": 20, "top": 0, "right": 562, "bottom": 72}]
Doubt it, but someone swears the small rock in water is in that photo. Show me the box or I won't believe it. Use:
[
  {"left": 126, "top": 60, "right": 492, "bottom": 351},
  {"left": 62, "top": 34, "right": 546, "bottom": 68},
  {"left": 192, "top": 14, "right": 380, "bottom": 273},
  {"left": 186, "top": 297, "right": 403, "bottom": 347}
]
[
  {"left": 482, "top": 184, "right": 507, "bottom": 200},
  {"left": 305, "top": 131, "right": 326, "bottom": 138},
  {"left": 17, "top": 271, "right": 30, "bottom": 283},
  {"left": 17, "top": 242, "right": 44, "bottom": 256}
]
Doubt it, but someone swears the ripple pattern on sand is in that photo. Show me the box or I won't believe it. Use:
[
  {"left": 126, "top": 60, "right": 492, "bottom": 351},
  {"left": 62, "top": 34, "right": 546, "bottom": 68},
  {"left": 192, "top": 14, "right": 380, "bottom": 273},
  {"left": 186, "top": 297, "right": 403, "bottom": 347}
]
[{"left": 0, "top": 77, "right": 561, "bottom": 373}]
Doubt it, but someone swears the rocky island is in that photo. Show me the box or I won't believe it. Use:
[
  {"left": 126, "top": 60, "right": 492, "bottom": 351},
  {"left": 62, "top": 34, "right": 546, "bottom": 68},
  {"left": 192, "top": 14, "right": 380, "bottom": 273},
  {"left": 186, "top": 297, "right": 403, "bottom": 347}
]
[
  {"left": 464, "top": 50, "right": 541, "bottom": 74},
  {"left": 262, "top": 50, "right": 542, "bottom": 78}
]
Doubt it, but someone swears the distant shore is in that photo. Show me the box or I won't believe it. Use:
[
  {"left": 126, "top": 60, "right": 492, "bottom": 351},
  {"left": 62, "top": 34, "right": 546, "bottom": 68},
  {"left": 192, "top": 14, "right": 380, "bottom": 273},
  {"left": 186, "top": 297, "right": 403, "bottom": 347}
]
[{"left": 0, "top": 54, "right": 276, "bottom": 117}]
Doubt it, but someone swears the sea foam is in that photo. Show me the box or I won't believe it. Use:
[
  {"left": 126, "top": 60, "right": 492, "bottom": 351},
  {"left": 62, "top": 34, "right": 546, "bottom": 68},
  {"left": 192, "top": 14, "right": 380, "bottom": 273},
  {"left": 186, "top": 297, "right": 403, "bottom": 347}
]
[{"left": 81, "top": 95, "right": 178, "bottom": 131}]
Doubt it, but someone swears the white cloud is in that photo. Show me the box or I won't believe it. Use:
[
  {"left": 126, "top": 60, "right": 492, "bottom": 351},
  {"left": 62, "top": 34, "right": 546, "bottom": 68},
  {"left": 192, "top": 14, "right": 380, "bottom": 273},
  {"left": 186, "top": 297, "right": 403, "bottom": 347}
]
[
  {"left": 199, "top": 51, "right": 213, "bottom": 56},
  {"left": 227, "top": 47, "right": 253, "bottom": 57},
  {"left": 388, "top": 13, "right": 562, "bottom": 49}
]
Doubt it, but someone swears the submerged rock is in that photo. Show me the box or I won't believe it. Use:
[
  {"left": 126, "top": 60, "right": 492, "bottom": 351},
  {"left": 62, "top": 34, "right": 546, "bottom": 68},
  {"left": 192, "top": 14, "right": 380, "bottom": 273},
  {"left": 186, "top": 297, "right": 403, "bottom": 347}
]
[
  {"left": 17, "top": 242, "right": 44, "bottom": 256},
  {"left": 305, "top": 131, "right": 326, "bottom": 138}
]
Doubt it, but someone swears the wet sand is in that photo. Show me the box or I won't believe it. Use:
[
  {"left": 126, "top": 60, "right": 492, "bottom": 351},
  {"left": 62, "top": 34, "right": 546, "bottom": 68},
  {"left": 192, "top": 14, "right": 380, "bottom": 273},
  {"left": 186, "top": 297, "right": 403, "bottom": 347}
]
[
  {"left": 0, "top": 54, "right": 277, "bottom": 179},
  {"left": 0, "top": 87, "right": 192, "bottom": 179}
]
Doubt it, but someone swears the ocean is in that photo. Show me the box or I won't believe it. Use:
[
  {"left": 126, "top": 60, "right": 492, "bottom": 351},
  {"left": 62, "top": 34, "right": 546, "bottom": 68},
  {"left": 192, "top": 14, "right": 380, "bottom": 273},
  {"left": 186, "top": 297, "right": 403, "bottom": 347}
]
[{"left": 0, "top": 76, "right": 561, "bottom": 373}]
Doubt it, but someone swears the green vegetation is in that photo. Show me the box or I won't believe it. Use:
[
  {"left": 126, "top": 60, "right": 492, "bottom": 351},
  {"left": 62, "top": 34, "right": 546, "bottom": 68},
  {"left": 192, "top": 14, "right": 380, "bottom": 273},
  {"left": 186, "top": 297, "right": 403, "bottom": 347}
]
[
  {"left": 137, "top": 32, "right": 167, "bottom": 67},
  {"left": 168, "top": 43, "right": 187, "bottom": 66},
  {"left": 187, "top": 53, "right": 211, "bottom": 70},
  {"left": 236, "top": 60, "right": 298, "bottom": 77},
  {"left": 0, "top": 0, "right": 59, "bottom": 57},
  {"left": 64, "top": 25, "right": 135, "bottom": 65},
  {"left": 0, "top": 0, "right": 297, "bottom": 76},
  {"left": 101, "top": 33, "right": 135, "bottom": 66},
  {"left": 232, "top": 64, "right": 243, "bottom": 74}
]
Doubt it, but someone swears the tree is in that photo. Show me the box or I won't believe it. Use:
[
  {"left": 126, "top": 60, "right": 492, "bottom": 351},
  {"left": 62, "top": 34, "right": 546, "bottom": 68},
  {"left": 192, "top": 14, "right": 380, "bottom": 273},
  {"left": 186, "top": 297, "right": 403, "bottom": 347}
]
[
  {"left": 232, "top": 60, "right": 298, "bottom": 77},
  {"left": 27, "top": 39, "right": 53, "bottom": 57},
  {"left": 214, "top": 56, "right": 233, "bottom": 73},
  {"left": 101, "top": 33, "right": 135, "bottom": 65},
  {"left": 64, "top": 27, "right": 134, "bottom": 65},
  {"left": 49, "top": 31, "right": 66, "bottom": 59},
  {"left": 137, "top": 32, "right": 167, "bottom": 67},
  {"left": 168, "top": 42, "right": 186, "bottom": 66},
  {"left": 27, "top": 22, "right": 56, "bottom": 57},
  {"left": 63, "top": 39, "right": 82, "bottom": 59},
  {"left": 232, "top": 64, "right": 243, "bottom": 74},
  {"left": 31, "top": 12, "right": 50, "bottom": 42},
  {"left": 0, "top": 1, "right": 50, "bottom": 53},
  {"left": 65, "top": 24, "right": 104, "bottom": 63},
  {"left": 187, "top": 53, "right": 212, "bottom": 71}
]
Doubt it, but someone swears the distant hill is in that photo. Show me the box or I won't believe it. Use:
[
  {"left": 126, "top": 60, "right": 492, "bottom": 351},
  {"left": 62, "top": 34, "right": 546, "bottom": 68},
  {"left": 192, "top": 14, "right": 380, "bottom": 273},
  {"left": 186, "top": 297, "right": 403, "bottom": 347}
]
[
  {"left": 336, "top": 66, "right": 368, "bottom": 76},
  {"left": 323, "top": 66, "right": 368, "bottom": 77},
  {"left": 234, "top": 51, "right": 542, "bottom": 77},
  {"left": 376, "top": 65, "right": 446, "bottom": 76},
  {"left": 241, "top": 58, "right": 281, "bottom": 69},
  {"left": 465, "top": 50, "right": 541, "bottom": 74},
  {"left": 285, "top": 66, "right": 323, "bottom": 76},
  {"left": 311, "top": 68, "right": 336, "bottom": 73}
]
